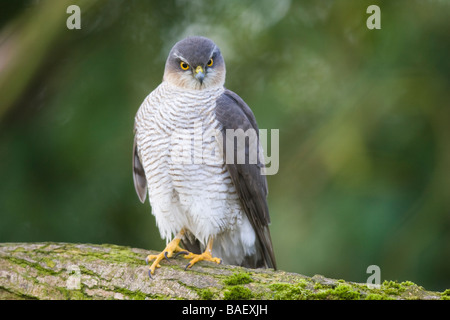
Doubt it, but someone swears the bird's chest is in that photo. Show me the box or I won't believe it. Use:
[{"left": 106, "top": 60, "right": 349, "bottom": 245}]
[
  {"left": 135, "top": 86, "right": 242, "bottom": 241},
  {"left": 138, "top": 89, "right": 226, "bottom": 195}
]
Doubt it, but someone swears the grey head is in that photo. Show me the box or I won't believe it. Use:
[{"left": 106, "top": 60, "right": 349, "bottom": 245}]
[{"left": 163, "top": 36, "right": 226, "bottom": 90}]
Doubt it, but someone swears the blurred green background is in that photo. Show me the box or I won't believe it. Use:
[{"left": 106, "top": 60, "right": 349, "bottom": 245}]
[{"left": 1, "top": 0, "right": 449, "bottom": 291}]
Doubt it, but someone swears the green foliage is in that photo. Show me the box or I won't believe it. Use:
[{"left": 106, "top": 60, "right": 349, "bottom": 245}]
[{"left": 1, "top": 0, "right": 449, "bottom": 292}]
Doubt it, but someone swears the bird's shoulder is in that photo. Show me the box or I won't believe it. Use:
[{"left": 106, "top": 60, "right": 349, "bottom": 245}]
[{"left": 215, "top": 89, "right": 259, "bottom": 132}]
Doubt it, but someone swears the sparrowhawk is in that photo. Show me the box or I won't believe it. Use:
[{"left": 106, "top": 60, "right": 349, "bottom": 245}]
[{"left": 133, "top": 36, "right": 276, "bottom": 276}]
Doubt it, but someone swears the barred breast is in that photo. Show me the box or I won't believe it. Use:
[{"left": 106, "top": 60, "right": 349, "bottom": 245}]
[{"left": 134, "top": 82, "right": 243, "bottom": 247}]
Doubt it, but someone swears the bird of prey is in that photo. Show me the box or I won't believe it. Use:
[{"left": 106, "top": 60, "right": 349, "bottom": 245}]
[{"left": 133, "top": 36, "right": 276, "bottom": 276}]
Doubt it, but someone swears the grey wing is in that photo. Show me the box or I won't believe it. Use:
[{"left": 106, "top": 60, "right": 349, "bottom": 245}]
[
  {"left": 133, "top": 130, "right": 147, "bottom": 204},
  {"left": 215, "top": 89, "right": 277, "bottom": 269}
]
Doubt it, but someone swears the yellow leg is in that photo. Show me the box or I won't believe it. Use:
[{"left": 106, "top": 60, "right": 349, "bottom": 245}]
[
  {"left": 146, "top": 229, "right": 187, "bottom": 277},
  {"left": 183, "top": 237, "right": 222, "bottom": 270}
]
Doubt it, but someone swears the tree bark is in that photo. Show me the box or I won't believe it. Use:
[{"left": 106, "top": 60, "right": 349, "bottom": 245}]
[{"left": 0, "top": 242, "right": 446, "bottom": 300}]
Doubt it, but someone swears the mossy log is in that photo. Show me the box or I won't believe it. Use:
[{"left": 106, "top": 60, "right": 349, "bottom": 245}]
[{"left": 0, "top": 242, "right": 447, "bottom": 300}]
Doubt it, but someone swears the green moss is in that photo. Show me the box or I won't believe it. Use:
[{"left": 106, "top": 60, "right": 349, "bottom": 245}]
[
  {"left": 177, "top": 278, "right": 219, "bottom": 300},
  {"left": 223, "top": 285, "right": 253, "bottom": 300},
  {"left": 78, "top": 265, "right": 99, "bottom": 277},
  {"left": 62, "top": 288, "right": 91, "bottom": 300},
  {"left": 197, "top": 288, "right": 214, "bottom": 300},
  {"left": 382, "top": 280, "right": 401, "bottom": 289},
  {"left": 176, "top": 280, "right": 217, "bottom": 300},
  {"left": 365, "top": 293, "right": 388, "bottom": 300},
  {"left": 85, "top": 244, "right": 145, "bottom": 266},
  {"left": 43, "top": 258, "right": 56, "bottom": 268},
  {"left": 113, "top": 287, "right": 148, "bottom": 300},
  {"left": 359, "top": 280, "right": 426, "bottom": 300},
  {"left": 331, "top": 284, "right": 361, "bottom": 300},
  {"left": 269, "top": 283, "right": 292, "bottom": 292},
  {"left": 442, "top": 289, "right": 450, "bottom": 296},
  {"left": 381, "top": 280, "right": 406, "bottom": 295},
  {"left": 269, "top": 279, "right": 309, "bottom": 300},
  {"left": 442, "top": 289, "right": 450, "bottom": 295},
  {"left": 223, "top": 272, "right": 253, "bottom": 286},
  {"left": 309, "top": 281, "right": 362, "bottom": 300},
  {"left": 270, "top": 282, "right": 307, "bottom": 300},
  {"left": 0, "top": 287, "right": 38, "bottom": 300},
  {"left": 53, "top": 282, "right": 91, "bottom": 300},
  {"left": 6, "top": 256, "right": 60, "bottom": 276},
  {"left": 269, "top": 279, "right": 365, "bottom": 300},
  {"left": 220, "top": 271, "right": 255, "bottom": 300},
  {"left": 313, "top": 282, "right": 325, "bottom": 290},
  {"left": 441, "top": 289, "right": 450, "bottom": 300}
]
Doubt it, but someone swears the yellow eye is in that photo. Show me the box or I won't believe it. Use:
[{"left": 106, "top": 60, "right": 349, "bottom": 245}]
[
  {"left": 207, "top": 58, "right": 213, "bottom": 67},
  {"left": 180, "top": 61, "right": 189, "bottom": 70}
]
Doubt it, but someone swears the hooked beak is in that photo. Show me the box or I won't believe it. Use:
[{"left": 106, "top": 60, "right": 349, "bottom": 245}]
[{"left": 194, "top": 66, "right": 205, "bottom": 84}]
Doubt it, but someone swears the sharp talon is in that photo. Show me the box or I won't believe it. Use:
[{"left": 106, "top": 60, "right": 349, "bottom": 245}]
[
  {"left": 174, "top": 251, "right": 189, "bottom": 258},
  {"left": 148, "top": 270, "right": 153, "bottom": 279},
  {"left": 145, "top": 257, "right": 149, "bottom": 265},
  {"left": 184, "top": 263, "right": 191, "bottom": 271},
  {"left": 219, "top": 259, "right": 223, "bottom": 265},
  {"left": 164, "top": 251, "right": 171, "bottom": 262}
]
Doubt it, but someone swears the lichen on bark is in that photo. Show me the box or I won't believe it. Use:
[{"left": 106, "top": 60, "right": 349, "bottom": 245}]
[{"left": 0, "top": 242, "right": 446, "bottom": 300}]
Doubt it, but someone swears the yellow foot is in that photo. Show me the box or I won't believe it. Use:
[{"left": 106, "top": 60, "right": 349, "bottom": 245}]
[
  {"left": 146, "top": 234, "right": 187, "bottom": 277},
  {"left": 145, "top": 231, "right": 222, "bottom": 277},
  {"left": 183, "top": 251, "right": 222, "bottom": 270},
  {"left": 183, "top": 238, "right": 222, "bottom": 270}
]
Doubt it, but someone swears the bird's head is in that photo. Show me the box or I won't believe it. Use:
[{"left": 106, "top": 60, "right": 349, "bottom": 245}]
[{"left": 163, "top": 36, "right": 226, "bottom": 90}]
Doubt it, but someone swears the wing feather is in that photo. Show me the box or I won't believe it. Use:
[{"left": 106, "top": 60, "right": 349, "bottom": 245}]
[
  {"left": 133, "top": 132, "right": 147, "bottom": 204},
  {"left": 215, "top": 89, "right": 277, "bottom": 269}
]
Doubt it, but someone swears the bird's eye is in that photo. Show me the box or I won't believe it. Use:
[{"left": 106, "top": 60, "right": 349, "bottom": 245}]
[
  {"left": 180, "top": 61, "right": 190, "bottom": 70},
  {"left": 207, "top": 58, "right": 213, "bottom": 67}
]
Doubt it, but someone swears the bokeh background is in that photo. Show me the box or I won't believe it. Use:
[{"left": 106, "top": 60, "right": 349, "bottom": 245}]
[{"left": 1, "top": 0, "right": 449, "bottom": 292}]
